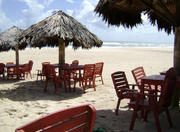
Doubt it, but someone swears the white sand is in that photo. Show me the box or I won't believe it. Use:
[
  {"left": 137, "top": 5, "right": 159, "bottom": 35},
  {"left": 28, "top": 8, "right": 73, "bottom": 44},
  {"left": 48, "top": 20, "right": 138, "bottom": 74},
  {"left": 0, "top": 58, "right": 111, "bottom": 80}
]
[{"left": 0, "top": 47, "right": 180, "bottom": 132}]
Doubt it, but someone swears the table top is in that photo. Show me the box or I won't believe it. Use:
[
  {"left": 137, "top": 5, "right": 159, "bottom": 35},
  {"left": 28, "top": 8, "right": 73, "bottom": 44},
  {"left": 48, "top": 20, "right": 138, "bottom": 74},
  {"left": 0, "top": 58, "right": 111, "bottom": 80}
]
[
  {"left": 63, "top": 65, "right": 84, "bottom": 70},
  {"left": 142, "top": 75, "right": 165, "bottom": 81},
  {"left": 51, "top": 64, "right": 59, "bottom": 68},
  {"left": 5, "top": 64, "right": 23, "bottom": 68},
  {"left": 51, "top": 64, "right": 84, "bottom": 70}
]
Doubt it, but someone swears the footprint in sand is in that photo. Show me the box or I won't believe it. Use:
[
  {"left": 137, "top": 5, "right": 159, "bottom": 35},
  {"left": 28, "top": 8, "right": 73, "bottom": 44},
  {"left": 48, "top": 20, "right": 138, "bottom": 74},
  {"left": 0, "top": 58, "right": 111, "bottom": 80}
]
[
  {"left": 5, "top": 108, "right": 17, "bottom": 115},
  {"left": 18, "top": 114, "right": 29, "bottom": 119}
]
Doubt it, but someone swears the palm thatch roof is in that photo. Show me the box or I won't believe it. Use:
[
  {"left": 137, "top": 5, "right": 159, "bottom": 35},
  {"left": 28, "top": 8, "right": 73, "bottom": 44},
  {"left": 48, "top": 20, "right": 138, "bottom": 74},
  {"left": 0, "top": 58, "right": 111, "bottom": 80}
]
[
  {"left": 95, "top": 0, "right": 176, "bottom": 34},
  {"left": 0, "top": 26, "right": 23, "bottom": 51},
  {"left": 18, "top": 10, "right": 103, "bottom": 49}
]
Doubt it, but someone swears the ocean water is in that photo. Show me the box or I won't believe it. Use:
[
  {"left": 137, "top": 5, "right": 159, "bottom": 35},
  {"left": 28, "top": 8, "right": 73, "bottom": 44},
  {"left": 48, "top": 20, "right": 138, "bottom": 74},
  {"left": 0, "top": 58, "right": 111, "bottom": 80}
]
[{"left": 102, "top": 41, "right": 173, "bottom": 48}]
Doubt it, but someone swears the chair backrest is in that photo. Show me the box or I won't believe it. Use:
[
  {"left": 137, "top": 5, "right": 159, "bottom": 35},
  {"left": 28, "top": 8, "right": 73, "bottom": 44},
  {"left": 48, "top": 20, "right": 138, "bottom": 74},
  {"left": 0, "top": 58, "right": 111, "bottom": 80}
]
[
  {"left": 15, "top": 104, "right": 96, "bottom": 132},
  {"left": 131, "top": 66, "right": 146, "bottom": 86},
  {"left": 22, "top": 64, "right": 30, "bottom": 72},
  {"left": 158, "top": 67, "right": 176, "bottom": 110},
  {"left": 28, "top": 60, "right": 33, "bottom": 71},
  {"left": 13, "top": 65, "right": 23, "bottom": 74},
  {"left": 42, "top": 62, "right": 50, "bottom": 74},
  {"left": 63, "top": 63, "right": 70, "bottom": 78},
  {"left": 6, "top": 62, "right": 13, "bottom": 64},
  {"left": 111, "top": 71, "right": 130, "bottom": 96},
  {"left": 94, "top": 62, "right": 104, "bottom": 75},
  {"left": 71, "top": 60, "right": 79, "bottom": 66},
  {"left": 44, "top": 64, "right": 56, "bottom": 80},
  {"left": 83, "top": 64, "right": 95, "bottom": 79},
  {"left": 0, "top": 63, "right": 5, "bottom": 74}
]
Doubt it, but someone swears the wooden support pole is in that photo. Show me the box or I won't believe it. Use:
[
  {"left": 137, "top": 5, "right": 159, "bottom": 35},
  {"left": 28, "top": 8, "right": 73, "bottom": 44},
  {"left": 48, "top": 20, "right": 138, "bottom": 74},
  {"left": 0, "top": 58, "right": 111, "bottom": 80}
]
[
  {"left": 58, "top": 39, "right": 65, "bottom": 76},
  {"left": 15, "top": 45, "right": 19, "bottom": 66}
]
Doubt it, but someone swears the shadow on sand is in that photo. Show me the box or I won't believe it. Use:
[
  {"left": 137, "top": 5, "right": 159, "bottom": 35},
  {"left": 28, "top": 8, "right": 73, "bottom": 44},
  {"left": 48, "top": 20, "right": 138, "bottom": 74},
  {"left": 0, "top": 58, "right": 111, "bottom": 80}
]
[
  {"left": 1, "top": 78, "right": 180, "bottom": 132},
  {"left": 94, "top": 108, "right": 180, "bottom": 132},
  {"left": 0, "top": 79, "right": 83, "bottom": 102}
]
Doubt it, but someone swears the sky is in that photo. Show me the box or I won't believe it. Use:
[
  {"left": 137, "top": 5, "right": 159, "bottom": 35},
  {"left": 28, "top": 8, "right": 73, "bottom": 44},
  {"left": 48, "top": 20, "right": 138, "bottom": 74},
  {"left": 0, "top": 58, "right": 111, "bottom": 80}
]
[{"left": 0, "top": 0, "right": 175, "bottom": 44}]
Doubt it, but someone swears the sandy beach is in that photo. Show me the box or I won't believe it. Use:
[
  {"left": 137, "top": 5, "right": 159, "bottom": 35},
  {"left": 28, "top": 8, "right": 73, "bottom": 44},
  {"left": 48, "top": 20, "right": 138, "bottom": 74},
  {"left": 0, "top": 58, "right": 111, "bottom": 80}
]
[{"left": 0, "top": 47, "right": 180, "bottom": 132}]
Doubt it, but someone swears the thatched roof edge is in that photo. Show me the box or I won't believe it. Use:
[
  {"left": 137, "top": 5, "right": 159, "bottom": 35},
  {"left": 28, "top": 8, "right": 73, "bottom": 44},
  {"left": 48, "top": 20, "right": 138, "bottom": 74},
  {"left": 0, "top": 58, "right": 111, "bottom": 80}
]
[{"left": 18, "top": 10, "right": 103, "bottom": 50}]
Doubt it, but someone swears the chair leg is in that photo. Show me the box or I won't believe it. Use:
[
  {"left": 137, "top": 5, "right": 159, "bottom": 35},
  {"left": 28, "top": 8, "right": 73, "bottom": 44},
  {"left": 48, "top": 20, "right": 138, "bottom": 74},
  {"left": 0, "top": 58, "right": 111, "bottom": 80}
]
[
  {"left": 143, "top": 110, "right": 149, "bottom": 121},
  {"left": 64, "top": 81, "right": 67, "bottom": 92},
  {"left": 82, "top": 81, "right": 86, "bottom": 93},
  {"left": 93, "top": 79, "right": 96, "bottom": 91},
  {"left": 73, "top": 80, "right": 76, "bottom": 92},
  {"left": 101, "top": 75, "right": 104, "bottom": 85},
  {"left": 129, "top": 107, "right": 138, "bottom": 131},
  {"left": 68, "top": 79, "right": 71, "bottom": 92},
  {"left": 44, "top": 81, "right": 48, "bottom": 92},
  {"left": 54, "top": 82, "right": 58, "bottom": 93},
  {"left": 115, "top": 98, "right": 121, "bottom": 115},
  {"left": 153, "top": 110, "right": 161, "bottom": 132},
  {"left": 36, "top": 75, "right": 39, "bottom": 81},
  {"left": 165, "top": 109, "right": 173, "bottom": 128},
  {"left": 29, "top": 71, "right": 32, "bottom": 79}
]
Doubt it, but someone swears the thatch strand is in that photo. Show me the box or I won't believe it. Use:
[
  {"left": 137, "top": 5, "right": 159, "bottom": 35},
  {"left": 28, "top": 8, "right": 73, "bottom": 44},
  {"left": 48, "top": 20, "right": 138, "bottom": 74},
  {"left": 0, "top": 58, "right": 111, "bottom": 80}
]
[
  {"left": 18, "top": 10, "right": 102, "bottom": 49},
  {"left": 0, "top": 26, "right": 23, "bottom": 51}
]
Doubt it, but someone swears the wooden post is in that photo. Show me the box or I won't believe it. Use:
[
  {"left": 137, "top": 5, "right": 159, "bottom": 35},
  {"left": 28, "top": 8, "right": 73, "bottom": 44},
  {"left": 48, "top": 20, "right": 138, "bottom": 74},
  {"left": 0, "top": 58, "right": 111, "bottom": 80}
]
[
  {"left": 58, "top": 39, "right": 65, "bottom": 76},
  {"left": 173, "top": 26, "right": 180, "bottom": 107},
  {"left": 15, "top": 45, "right": 19, "bottom": 66}
]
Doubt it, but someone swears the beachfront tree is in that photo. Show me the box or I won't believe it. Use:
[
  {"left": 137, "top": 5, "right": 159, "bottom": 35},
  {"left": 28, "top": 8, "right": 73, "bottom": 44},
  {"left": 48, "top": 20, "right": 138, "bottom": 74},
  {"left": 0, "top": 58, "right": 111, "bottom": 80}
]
[{"left": 95, "top": 0, "right": 179, "bottom": 107}]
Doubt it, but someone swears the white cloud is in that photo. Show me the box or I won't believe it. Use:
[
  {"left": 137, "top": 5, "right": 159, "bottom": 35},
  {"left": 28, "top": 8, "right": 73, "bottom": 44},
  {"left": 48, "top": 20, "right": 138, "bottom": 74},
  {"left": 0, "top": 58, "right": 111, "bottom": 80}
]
[
  {"left": 76, "top": 0, "right": 94, "bottom": 19},
  {"left": 66, "top": 0, "right": 74, "bottom": 3},
  {"left": 17, "top": 0, "right": 54, "bottom": 28},
  {"left": 43, "top": 0, "right": 54, "bottom": 7}
]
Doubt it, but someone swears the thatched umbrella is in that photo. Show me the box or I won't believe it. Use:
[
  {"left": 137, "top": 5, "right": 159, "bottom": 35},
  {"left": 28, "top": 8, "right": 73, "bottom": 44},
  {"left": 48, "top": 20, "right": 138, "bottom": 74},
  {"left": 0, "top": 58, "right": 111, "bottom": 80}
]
[
  {"left": 95, "top": 0, "right": 179, "bottom": 106},
  {"left": 0, "top": 26, "right": 24, "bottom": 65},
  {"left": 18, "top": 10, "right": 102, "bottom": 74}
]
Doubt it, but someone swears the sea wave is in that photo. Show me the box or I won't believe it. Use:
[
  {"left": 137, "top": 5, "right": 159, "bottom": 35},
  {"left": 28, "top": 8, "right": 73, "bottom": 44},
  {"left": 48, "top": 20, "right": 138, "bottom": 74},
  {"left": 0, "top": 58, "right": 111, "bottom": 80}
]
[{"left": 102, "top": 41, "right": 173, "bottom": 48}]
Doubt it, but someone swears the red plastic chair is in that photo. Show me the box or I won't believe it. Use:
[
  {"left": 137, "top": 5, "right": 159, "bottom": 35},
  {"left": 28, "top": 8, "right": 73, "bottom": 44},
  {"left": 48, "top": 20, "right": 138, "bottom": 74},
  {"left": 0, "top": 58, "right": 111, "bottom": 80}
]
[
  {"left": 0, "top": 63, "right": 5, "bottom": 79},
  {"left": 6, "top": 62, "right": 14, "bottom": 79},
  {"left": 63, "top": 63, "right": 71, "bottom": 92},
  {"left": 132, "top": 66, "right": 161, "bottom": 94},
  {"left": 94, "top": 62, "right": 104, "bottom": 85},
  {"left": 44, "top": 64, "right": 65, "bottom": 93},
  {"left": 36, "top": 62, "right": 50, "bottom": 81},
  {"left": 71, "top": 60, "right": 79, "bottom": 66},
  {"left": 131, "top": 66, "right": 146, "bottom": 89},
  {"left": 70, "top": 60, "right": 80, "bottom": 86},
  {"left": 21, "top": 64, "right": 30, "bottom": 79},
  {"left": 7, "top": 65, "right": 24, "bottom": 79},
  {"left": 111, "top": 71, "right": 138, "bottom": 115},
  {"left": 15, "top": 104, "right": 96, "bottom": 132},
  {"left": 74, "top": 64, "right": 95, "bottom": 93},
  {"left": 129, "top": 67, "right": 176, "bottom": 132},
  {"left": 27, "top": 60, "right": 33, "bottom": 78}
]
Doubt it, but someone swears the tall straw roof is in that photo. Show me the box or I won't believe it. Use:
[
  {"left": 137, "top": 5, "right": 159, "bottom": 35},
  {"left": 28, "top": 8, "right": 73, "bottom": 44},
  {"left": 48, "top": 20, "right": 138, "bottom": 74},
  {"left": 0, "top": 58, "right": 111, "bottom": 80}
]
[
  {"left": 0, "top": 26, "right": 23, "bottom": 51},
  {"left": 19, "top": 10, "right": 103, "bottom": 49},
  {"left": 95, "top": 0, "right": 176, "bottom": 34}
]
